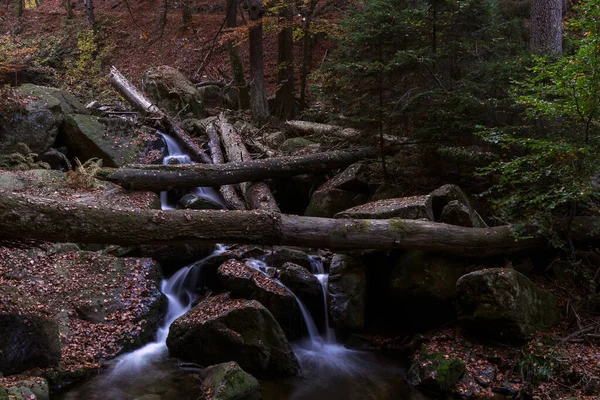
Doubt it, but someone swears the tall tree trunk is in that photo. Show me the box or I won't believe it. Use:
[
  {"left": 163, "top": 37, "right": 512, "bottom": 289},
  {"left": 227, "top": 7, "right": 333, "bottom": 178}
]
[
  {"left": 83, "top": 0, "right": 95, "bottom": 28},
  {"left": 247, "top": 0, "right": 270, "bottom": 123},
  {"left": 299, "top": 0, "right": 317, "bottom": 109},
  {"left": 226, "top": 0, "right": 251, "bottom": 109},
  {"left": 64, "top": 0, "right": 73, "bottom": 19},
  {"left": 530, "top": 0, "right": 562, "bottom": 56},
  {"left": 274, "top": 0, "right": 296, "bottom": 119}
]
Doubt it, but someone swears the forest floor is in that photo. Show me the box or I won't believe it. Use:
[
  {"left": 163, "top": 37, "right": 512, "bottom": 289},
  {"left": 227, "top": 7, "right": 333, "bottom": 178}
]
[{"left": 1, "top": 2, "right": 600, "bottom": 400}]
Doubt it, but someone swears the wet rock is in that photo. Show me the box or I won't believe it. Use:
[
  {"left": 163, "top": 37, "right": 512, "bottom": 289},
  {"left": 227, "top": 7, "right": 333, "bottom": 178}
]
[
  {"left": 2, "top": 377, "right": 49, "bottom": 400},
  {"left": 279, "top": 262, "right": 324, "bottom": 329},
  {"left": 304, "top": 188, "right": 367, "bottom": 218},
  {"left": 0, "top": 302, "right": 61, "bottom": 375},
  {"left": 262, "top": 247, "right": 311, "bottom": 270},
  {"left": 142, "top": 66, "right": 205, "bottom": 118},
  {"left": 456, "top": 268, "right": 559, "bottom": 343},
  {"left": 328, "top": 254, "right": 366, "bottom": 330},
  {"left": 407, "top": 347, "right": 466, "bottom": 394},
  {"left": 323, "top": 162, "right": 370, "bottom": 193},
  {"left": 217, "top": 260, "right": 301, "bottom": 338},
  {"left": 199, "top": 361, "right": 261, "bottom": 400},
  {"left": 167, "top": 295, "right": 300, "bottom": 377},
  {"left": 383, "top": 250, "right": 466, "bottom": 328},
  {"left": 178, "top": 193, "right": 224, "bottom": 210},
  {"left": 334, "top": 195, "right": 434, "bottom": 220}
]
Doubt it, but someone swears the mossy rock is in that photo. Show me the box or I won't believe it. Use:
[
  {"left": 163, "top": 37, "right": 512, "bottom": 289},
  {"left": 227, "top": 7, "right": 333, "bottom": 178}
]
[
  {"left": 199, "top": 361, "right": 262, "bottom": 400},
  {"left": 407, "top": 347, "right": 465, "bottom": 393}
]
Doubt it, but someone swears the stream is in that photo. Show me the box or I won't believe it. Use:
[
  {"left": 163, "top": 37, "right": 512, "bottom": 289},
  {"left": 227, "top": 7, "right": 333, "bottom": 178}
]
[{"left": 56, "top": 134, "right": 427, "bottom": 400}]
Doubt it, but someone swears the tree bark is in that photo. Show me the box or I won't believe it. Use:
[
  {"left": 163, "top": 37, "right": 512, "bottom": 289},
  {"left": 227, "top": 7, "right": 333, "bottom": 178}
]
[
  {"left": 0, "top": 191, "right": 543, "bottom": 257},
  {"left": 109, "top": 67, "right": 212, "bottom": 164},
  {"left": 218, "top": 114, "right": 280, "bottom": 212},
  {"left": 284, "top": 120, "right": 361, "bottom": 139},
  {"left": 83, "top": 0, "right": 95, "bottom": 29},
  {"left": 246, "top": 0, "right": 270, "bottom": 123},
  {"left": 205, "top": 122, "right": 247, "bottom": 210},
  {"left": 274, "top": 0, "right": 296, "bottom": 119},
  {"left": 100, "top": 147, "right": 376, "bottom": 190},
  {"left": 226, "top": 0, "right": 251, "bottom": 109},
  {"left": 530, "top": 0, "right": 562, "bottom": 56}
]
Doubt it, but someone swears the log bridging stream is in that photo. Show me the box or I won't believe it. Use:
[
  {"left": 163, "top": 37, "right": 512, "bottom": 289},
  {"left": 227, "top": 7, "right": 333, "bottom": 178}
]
[{"left": 0, "top": 191, "right": 545, "bottom": 256}]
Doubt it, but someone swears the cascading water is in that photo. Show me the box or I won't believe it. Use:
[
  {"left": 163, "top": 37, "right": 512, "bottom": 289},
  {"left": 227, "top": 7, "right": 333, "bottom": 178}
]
[{"left": 159, "top": 132, "right": 225, "bottom": 210}]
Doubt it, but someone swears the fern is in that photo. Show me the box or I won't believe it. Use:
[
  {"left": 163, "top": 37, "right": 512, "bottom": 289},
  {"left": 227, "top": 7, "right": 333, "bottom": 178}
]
[{"left": 66, "top": 157, "right": 103, "bottom": 189}]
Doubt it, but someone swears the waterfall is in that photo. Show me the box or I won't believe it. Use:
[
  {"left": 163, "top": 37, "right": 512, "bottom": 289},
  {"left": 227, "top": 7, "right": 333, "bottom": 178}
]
[
  {"left": 158, "top": 132, "right": 225, "bottom": 210},
  {"left": 110, "top": 245, "right": 228, "bottom": 377}
]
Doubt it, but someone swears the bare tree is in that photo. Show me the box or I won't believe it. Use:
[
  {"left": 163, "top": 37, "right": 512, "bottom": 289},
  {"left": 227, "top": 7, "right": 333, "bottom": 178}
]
[
  {"left": 226, "top": 0, "right": 251, "bottom": 109},
  {"left": 274, "top": 0, "right": 296, "bottom": 119},
  {"left": 530, "top": 0, "right": 562, "bottom": 56}
]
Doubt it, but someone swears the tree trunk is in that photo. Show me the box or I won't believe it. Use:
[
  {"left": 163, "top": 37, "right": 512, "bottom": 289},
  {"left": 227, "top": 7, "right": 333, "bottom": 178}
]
[
  {"left": 218, "top": 113, "right": 279, "bottom": 212},
  {"left": 274, "top": 0, "right": 296, "bottom": 119},
  {"left": 109, "top": 67, "right": 212, "bottom": 164},
  {"left": 299, "top": 0, "right": 316, "bottom": 109},
  {"left": 64, "top": 0, "right": 73, "bottom": 19},
  {"left": 284, "top": 120, "right": 361, "bottom": 139},
  {"left": 205, "top": 122, "right": 247, "bottom": 210},
  {"left": 247, "top": 0, "right": 270, "bottom": 123},
  {"left": 83, "top": 0, "right": 95, "bottom": 29},
  {"left": 100, "top": 147, "right": 376, "bottom": 190},
  {"left": 0, "top": 191, "right": 543, "bottom": 256},
  {"left": 226, "top": 0, "right": 251, "bottom": 109},
  {"left": 530, "top": 0, "right": 562, "bottom": 56}
]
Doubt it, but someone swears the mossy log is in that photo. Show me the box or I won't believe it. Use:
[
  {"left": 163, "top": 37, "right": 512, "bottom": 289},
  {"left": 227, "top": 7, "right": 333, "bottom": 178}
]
[
  {"left": 98, "top": 148, "right": 375, "bottom": 191},
  {"left": 0, "top": 191, "right": 544, "bottom": 256}
]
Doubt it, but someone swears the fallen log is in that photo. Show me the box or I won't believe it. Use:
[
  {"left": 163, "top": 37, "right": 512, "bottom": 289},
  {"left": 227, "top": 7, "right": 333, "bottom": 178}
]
[
  {"left": 98, "top": 148, "right": 376, "bottom": 190},
  {"left": 0, "top": 191, "right": 543, "bottom": 257},
  {"left": 206, "top": 122, "right": 246, "bottom": 210},
  {"left": 109, "top": 66, "right": 212, "bottom": 165},
  {"left": 284, "top": 120, "right": 361, "bottom": 139},
  {"left": 218, "top": 113, "right": 280, "bottom": 212}
]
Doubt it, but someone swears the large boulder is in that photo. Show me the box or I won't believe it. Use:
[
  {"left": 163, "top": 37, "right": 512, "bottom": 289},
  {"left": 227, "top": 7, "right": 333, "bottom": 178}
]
[
  {"left": 0, "top": 289, "right": 61, "bottom": 375},
  {"left": 217, "top": 260, "right": 301, "bottom": 338},
  {"left": 262, "top": 247, "right": 311, "bottom": 270},
  {"left": 428, "top": 184, "right": 472, "bottom": 221},
  {"left": 304, "top": 188, "right": 367, "bottom": 218},
  {"left": 167, "top": 295, "right": 300, "bottom": 377},
  {"left": 199, "top": 361, "right": 262, "bottom": 400},
  {"left": 0, "top": 98, "right": 57, "bottom": 155},
  {"left": 334, "top": 195, "right": 434, "bottom": 220},
  {"left": 383, "top": 250, "right": 466, "bottom": 327},
  {"left": 18, "top": 84, "right": 88, "bottom": 116},
  {"left": 62, "top": 114, "right": 161, "bottom": 167},
  {"left": 456, "top": 268, "right": 559, "bottom": 343},
  {"left": 142, "top": 66, "right": 205, "bottom": 118},
  {"left": 328, "top": 254, "right": 366, "bottom": 330}
]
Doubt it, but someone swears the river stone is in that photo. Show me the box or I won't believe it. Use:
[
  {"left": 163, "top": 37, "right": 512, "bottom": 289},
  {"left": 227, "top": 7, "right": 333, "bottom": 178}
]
[
  {"left": 429, "top": 184, "right": 472, "bottom": 221},
  {"left": 62, "top": 114, "right": 161, "bottom": 167},
  {"left": 334, "top": 195, "right": 434, "bottom": 220},
  {"left": 407, "top": 347, "right": 465, "bottom": 394},
  {"left": 2, "top": 377, "right": 49, "bottom": 400},
  {"left": 217, "top": 260, "right": 301, "bottom": 338},
  {"left": 179, "top": 193, "right": 224, "bottom": 210},
  {"left": 167, "top": 295, "right": 300, "bottom": 377},
  {"left": 262, "top": 247, "right": 311, "bottom": 269},
  {"left": 304, "top": 188, "right": 367, "bottom": 218},
  {"left": 456, "top": 268, "right": 559, "bottom": 343},
  {"left": 384, "top": 251, "right": 466, "bottom": 327},
  {"left": 199, "top": 361, "right": 261, "bottom": 400},
  {"left": 328, "top": 254, "right": 366, "bottom": 330},
  {"left": 142, "top": 66, "right": 205, "bottom": 118},
  {"left": 279, "top": 262, "right": 324, "bottom": 330}
]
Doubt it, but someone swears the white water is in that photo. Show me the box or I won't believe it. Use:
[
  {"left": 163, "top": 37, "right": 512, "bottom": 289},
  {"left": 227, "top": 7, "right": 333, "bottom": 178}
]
[{"left": 159, "top": 132, "right": 225, "bottom": 210}]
